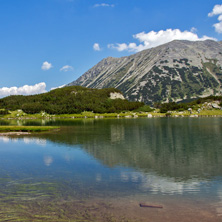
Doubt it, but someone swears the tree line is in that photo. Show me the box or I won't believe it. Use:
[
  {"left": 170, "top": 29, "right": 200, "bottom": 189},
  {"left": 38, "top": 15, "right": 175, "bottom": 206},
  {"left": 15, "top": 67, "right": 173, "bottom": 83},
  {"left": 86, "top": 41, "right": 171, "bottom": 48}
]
[
  {"left": 154, "top": 95, "right": 222, "bottom": 113},
  {"left": 0, "top": 86, "right": 144, "bottom": 114}
]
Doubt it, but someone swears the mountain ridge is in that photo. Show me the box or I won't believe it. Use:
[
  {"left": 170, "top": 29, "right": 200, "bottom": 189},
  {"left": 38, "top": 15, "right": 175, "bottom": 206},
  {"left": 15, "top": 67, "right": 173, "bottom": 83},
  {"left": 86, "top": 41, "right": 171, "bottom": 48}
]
[{"left": 68, "top": 40, "right": 222, "bottom": 104}]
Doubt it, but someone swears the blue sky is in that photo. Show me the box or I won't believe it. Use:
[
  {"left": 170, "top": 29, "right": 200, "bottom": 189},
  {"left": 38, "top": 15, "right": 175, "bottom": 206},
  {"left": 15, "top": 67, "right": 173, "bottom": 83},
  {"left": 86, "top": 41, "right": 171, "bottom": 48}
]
[{"left": 0, "top": 0, "right": 222, "bottom": 97}]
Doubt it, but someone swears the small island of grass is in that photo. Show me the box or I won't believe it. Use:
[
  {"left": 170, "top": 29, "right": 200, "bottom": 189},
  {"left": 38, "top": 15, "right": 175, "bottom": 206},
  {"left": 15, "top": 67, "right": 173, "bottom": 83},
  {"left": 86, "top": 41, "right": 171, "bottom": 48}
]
[{"left": 0, "top": 126, "right": 60, "bottom": 135}]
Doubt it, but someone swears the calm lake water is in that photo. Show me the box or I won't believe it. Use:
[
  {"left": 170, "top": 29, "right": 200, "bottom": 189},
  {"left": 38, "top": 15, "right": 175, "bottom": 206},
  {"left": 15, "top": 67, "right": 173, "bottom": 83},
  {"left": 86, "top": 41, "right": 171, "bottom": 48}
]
[{"left": 0, "top": 118, "right": 222, "bottom": 221}]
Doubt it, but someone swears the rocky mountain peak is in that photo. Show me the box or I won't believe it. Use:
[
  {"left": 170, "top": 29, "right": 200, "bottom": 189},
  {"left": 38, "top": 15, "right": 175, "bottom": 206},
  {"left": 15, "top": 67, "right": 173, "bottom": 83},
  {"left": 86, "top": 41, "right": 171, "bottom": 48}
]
[{"left": 68, "top": 40, "right": 222, "bottom": 104}]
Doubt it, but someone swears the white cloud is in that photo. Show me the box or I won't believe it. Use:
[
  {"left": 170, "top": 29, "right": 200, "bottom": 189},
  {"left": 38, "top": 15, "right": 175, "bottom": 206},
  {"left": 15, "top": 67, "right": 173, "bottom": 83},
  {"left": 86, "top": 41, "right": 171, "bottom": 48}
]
[
  {"left": 108, "top": 29, "right": 216, "bottom": 52},
  {"left": 0, "top": 82, "right": 47, "bottom": 98},
  {"left": 41, "top": 61, "right": 53, "bottom": 70},
  {"left": 213, "top": 22, "right": 222, "bottom": 33},
  {"left": 208, "top": 5, "right": 222, "bottom": 17},
  {"left": 60, "top": 65, "right": 73, "bottom": 72},
  {"left": 94, "top": 3, "right": 114, "bottom": 8},
  {"left": 190, "top": 27, "right": 197, "bottom": 33},
  {"left": 93, "top": 43, "right": 101, "bottom": 51},
  {"left": 208, "top": 5, "right": 222, "bottom": 33},
  {"left": 50, "top": 84, "right": 65, "bottom": 91}
]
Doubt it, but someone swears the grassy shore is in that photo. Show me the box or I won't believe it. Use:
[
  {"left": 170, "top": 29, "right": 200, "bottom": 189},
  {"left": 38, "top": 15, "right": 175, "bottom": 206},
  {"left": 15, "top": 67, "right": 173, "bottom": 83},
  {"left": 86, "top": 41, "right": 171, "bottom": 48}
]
[
  {"left": 0, "top": 109, "right": 222, "bottom": 120},
  {"left": 0, "top": 126, "right": 60, "bottom": 133}
]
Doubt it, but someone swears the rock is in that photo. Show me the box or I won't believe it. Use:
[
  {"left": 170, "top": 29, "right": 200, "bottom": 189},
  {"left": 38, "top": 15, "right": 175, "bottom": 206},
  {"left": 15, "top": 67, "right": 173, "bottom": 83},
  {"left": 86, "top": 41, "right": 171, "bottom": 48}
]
[
  {"left": 109, "top": 92, "right": 125, "bottom": 100},
  {"left": 147, "top": 114, "right": 152, "bottom": 118},
  {"left": 188, "top": 108, "right": 192, "bottom": 114},
  {"left": 212, "top": 103, "right": 221, "bottom": 109}
]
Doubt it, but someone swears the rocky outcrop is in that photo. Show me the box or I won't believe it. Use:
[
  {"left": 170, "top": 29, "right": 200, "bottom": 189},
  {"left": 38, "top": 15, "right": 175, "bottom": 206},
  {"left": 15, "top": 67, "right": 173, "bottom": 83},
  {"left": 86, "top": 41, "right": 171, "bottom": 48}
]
[
  {"left": 68, "top": 40, "right": 222, "bottom": 104},
  {"left": 109, "top": 92, "right": 125, "bottom": 100}
]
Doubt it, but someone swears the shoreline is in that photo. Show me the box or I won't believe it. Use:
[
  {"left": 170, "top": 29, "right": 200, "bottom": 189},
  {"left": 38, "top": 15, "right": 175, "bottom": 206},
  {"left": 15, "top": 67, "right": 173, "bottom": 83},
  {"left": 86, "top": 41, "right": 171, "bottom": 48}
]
[
  {"left": 1, "top": 113, "right": 222, "bottom": 120},
  {"left": 0, "top": 132, "right": 31, "bottom": 136}
]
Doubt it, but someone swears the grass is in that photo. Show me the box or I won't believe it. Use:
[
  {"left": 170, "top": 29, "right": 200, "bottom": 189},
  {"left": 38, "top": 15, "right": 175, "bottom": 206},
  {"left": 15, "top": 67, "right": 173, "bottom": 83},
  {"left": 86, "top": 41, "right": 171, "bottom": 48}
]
[
  {"left": 0, "top": 126, "right": 60, "bottom": 132},
  {"left": 198, "top": 109, "right": 222, "bottom": 116},
  {"left": 1, "top": 108, "right": 222, "bottom": 120},
  {"left": 166, "top": 109, "right": 222, "bottom": 117}
]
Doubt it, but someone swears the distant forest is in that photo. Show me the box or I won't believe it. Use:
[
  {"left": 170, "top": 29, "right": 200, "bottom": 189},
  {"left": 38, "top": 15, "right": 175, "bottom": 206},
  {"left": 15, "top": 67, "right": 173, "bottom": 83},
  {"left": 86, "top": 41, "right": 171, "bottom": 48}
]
[
  {"left": 155, "top": 95, "right": 222, "bottom": 113},
  {"left": 0, "top": 86, "right": 144, "bottom": 114}
]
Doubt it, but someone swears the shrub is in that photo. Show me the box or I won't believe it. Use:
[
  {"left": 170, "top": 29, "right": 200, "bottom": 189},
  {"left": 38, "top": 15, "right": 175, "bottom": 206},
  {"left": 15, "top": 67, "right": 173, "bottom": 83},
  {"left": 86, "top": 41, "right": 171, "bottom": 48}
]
[
  {"left": 0, "top": 109, "right": 9, "bottom": 115},
  {"left": 135, "top": 105, "right": 153, "bottom": 112}
]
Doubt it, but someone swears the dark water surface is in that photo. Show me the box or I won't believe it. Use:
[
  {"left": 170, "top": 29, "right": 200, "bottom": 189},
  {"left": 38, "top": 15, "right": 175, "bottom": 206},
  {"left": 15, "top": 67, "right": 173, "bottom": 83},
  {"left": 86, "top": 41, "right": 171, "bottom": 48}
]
[{"left": 0, "top": 118, "right": 222, "bottom": 221}]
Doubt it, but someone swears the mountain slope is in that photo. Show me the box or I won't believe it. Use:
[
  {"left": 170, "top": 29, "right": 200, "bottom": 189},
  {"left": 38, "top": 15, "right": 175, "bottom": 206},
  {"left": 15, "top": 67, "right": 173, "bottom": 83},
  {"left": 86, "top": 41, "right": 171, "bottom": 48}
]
[{"left": 68, "top": 40, "right": 222, "bottom": 104}]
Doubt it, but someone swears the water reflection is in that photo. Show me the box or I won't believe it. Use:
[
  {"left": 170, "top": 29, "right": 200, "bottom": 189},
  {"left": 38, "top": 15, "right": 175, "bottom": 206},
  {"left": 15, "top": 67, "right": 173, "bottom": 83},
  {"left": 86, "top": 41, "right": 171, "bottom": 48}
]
[
  {"left": 44, "top": 155, "right": 53, "bottom": 166},
  {"left": 110, "top": 124, "right": 125, "bottom": 143},
  {"left": 0, "top": 136, "right": 18, "bottom": 143},
  {"left": 21, "top": 118, "right": 222, "bottom": 181},
  {"left": 0, "top": 136, "right": 10, "bottom": 143},
  {"left": 216, "top": 189, "right": 222, "bottom": 216},
  {"left": 23, "top": 138, "right": 47, "bottom": 146},
  {"left": 0, "top": 136, "right": 47, "bottom": 146},
  {"left": 119, "top": 170, "right": 202, "bottom": 195},
  {"left": 0, "top": 118, "right": 222, "bottom": 199}
]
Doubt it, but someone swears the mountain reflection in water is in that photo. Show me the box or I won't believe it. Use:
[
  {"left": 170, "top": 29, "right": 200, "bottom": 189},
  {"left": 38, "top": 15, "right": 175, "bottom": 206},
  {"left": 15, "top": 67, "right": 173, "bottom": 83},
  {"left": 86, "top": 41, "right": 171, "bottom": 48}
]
[
  {"left": 1, "top": 118, "right": 222, "bottom": 220},
  {"left": 19, "top": 118, "right": 222, "bottom": 181}
]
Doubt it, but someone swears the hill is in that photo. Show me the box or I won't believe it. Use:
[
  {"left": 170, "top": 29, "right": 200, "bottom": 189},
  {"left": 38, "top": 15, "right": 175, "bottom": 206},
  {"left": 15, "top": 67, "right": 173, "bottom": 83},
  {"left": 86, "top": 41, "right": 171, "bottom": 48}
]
[
  {"left": 67, "top": 40, "right": 222, "bottom": 104},
  {"left": 0, "top": 86, "right": 143, "bottom": 114}
]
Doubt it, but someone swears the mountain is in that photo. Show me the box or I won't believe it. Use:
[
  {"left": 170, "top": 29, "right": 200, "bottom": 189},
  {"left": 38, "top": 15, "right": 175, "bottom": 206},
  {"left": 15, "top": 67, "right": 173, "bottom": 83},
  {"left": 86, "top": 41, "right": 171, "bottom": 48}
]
[{"left": 67, "top": 40, "right": 222, "bottom": 104}]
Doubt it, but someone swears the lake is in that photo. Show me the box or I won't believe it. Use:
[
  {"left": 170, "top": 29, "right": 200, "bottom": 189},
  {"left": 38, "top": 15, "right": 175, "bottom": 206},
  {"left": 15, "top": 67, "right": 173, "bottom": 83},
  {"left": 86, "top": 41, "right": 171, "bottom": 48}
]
[{"left": 0, "top": 117, "right": 222, "bottom": 221}]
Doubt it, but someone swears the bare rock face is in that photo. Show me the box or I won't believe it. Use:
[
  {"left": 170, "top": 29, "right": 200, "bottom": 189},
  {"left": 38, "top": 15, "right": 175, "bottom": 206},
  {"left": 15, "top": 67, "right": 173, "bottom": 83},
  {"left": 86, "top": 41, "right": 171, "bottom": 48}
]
[
  {"left": 67, "top": 40, "right": 222, "bottom": 104},
  {"left": 212, "top": 103, "right": 221, "bottom": 109},
  {"left": 109, "top": 92, "right": 125, "bottom": 100}
]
